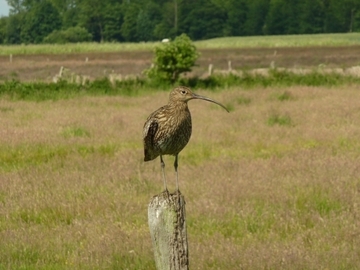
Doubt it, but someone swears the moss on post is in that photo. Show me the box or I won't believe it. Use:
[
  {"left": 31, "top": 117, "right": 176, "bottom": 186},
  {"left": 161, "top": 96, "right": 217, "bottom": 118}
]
[{"left": 148, "top": 190, "right": 189, "bottom": 270}]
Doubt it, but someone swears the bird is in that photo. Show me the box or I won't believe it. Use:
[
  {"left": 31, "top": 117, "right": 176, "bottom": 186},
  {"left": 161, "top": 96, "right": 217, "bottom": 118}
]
[{"left": 143, "top": 86, "right": 229, "bottom": 192}]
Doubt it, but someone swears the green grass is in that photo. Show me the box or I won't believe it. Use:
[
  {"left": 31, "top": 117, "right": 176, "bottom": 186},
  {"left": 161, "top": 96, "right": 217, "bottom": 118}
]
[
  {"left": 12, "top": 207, "right": 75, "bottom": 226},
  {"left": 61, "top": 126, "right": 91, "bottom": 138},
  {"left": 1, "top": 86, "right": 360, "bottom": 269},
  {"left": 0, "top": 142, "right": 133, "bottom": 172},
  {"left": 196, "top": 32, "right": 360, "bottom": 49},
  {"left": 0, "top": 42, "right": 158, "bottom": 55},
  {"left": 1, "top": 33, "right": 360, "bottom": 55},
  {"left": 1, "top": 69, "right": 360, "bottom": 101},
  {"left": 293, "top": 187, "right": 343, "bottom": 217},
  {"left": 267, "top": 112, "right": 293, "bottom": 126},
  {"left": 0, "top": 78, "right": 149, "bottom": 101}
]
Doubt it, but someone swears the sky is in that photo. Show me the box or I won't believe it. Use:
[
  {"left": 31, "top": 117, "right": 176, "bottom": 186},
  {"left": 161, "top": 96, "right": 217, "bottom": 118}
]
[{"left": 0, "top": 0, "right": 10, "bottom": 17}]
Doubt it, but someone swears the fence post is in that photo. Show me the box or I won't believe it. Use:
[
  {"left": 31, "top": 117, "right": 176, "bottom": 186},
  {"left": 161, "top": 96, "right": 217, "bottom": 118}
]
[
  {"left": 208, "top": 64, "right": 213, "bottom": 76},
  {"left": 148, "top": 190, "right": 189, "bottom": 270}
]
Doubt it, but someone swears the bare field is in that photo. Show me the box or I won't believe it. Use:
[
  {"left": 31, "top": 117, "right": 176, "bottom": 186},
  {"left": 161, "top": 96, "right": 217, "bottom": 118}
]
[
  {"left": 1, "top": 46, "right": 360, "bottom": 82},
  {"left": 1, "top": 85, "right": 360, "bottom": 269}
]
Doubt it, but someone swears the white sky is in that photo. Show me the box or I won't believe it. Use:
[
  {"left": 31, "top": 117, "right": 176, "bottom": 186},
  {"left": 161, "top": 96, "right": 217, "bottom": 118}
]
[{"left": 0, "top": 0, "right": 10, "bottom": 17}]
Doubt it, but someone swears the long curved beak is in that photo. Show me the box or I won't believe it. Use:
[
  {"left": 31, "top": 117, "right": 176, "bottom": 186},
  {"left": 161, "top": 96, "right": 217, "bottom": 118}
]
[{"left": 192, "top": 93, "right": 229, "bottom": 112}]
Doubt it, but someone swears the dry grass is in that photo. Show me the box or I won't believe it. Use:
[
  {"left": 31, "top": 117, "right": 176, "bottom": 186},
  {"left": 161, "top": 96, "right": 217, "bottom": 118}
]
[{"left": 1, "top": 86, "right": 360, "bottom": 269}]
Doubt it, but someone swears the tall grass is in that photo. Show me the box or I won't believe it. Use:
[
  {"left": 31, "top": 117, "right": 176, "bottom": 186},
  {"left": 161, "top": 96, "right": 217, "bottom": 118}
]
[{"left": 1, "top": 33, "right": 359, "bottom": 55}]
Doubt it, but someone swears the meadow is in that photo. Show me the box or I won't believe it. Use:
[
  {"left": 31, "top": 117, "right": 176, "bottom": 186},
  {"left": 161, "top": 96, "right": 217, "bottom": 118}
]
[
  {"left": 1, "top": 33, "right": 360, "bottom": 55},
  {"left": 1, "top": 33, "right": 360, "bottom": 269},
  {"left": 1, "top": 84, "right": 360, "bottom": 269}
]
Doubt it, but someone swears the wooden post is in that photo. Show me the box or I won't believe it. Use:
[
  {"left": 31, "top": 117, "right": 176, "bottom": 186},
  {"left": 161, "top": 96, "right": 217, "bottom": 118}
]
[
  {"left": 208, "top": 64, "right": 213, "bottom": 76},
  {"left": 60, "top": 66, "right": 65, "bottom": 76},
  {"left": 148, "top": 190, "right": 189, "bottom": 270}
]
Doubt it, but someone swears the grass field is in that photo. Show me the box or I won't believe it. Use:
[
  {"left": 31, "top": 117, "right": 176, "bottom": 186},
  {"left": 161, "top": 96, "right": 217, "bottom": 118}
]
[
  {"left": 1, "top": 44, "right": 360, "bottom": 83},
  {"left": 1, "top": 33, "right": 360, "bottom": 56},
  {"left": 196, "top": 32, "right": 360, "bottom": 48},
  {"left": 1, "top": 85, "right": 360, "bottom": 269}
]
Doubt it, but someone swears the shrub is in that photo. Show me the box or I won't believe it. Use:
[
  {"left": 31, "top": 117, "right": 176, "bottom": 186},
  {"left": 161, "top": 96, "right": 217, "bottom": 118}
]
[
  {"left": 43, "top": 27, "right": 92, "bottom": 44},
  {"left": 145, "top": 33, "right": 200, "bottom": 84}
]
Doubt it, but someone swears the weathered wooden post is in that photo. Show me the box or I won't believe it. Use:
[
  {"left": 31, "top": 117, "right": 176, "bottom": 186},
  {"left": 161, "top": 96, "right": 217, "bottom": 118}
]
[
  {"left": 208, "top": 64, "right": 213, "bottom": 76},
  {"left": 148, "top": 190, "right": 189, "bottom": 270}
]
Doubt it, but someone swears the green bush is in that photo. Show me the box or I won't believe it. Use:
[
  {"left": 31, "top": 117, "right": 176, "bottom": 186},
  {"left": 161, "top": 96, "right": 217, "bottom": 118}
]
[
  {"left": 43, "top": 27, "right": 92, "bottom": 44},
  {"left": 145, "top": 33, "right": 200, "bottom": 84}
]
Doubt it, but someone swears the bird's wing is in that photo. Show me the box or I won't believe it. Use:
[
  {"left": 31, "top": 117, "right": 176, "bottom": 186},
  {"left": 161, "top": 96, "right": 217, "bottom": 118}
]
[{"left": 143, "top": 119, "right": 159, "bottom": 161}]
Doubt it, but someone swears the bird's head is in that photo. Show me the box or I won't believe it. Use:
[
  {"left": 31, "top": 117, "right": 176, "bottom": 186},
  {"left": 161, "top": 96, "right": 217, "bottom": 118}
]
[{"left": 169, "top": 86, "right": 229, "bottom": 112}]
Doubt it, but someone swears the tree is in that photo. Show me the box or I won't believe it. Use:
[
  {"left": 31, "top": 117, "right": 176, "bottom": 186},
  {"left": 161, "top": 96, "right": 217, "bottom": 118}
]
[
  {"left": 154, "top": 1, "right": 178, "bottom": 39},
  {"left": 6, "top": 0, "right": 26, "bottom": 14},
  {"left": 146, "top": 33, "right": 199, "bottom": 84},
  {"left": 121, "top": 3, "right": 140, "bottom": 42},
  {"left": 325, "top": 0, "right": 348, "bottom": 33},
  {"left": 343, "top": 0, "right": 360, "bottom": 32},
  {"left": 285, "top": 0, "right": 301, "bottom": 34},
  {"left": 103, "top": 3, "right": 124, "bottom": 41},
  {"left": 300, "top": 0, "right": 325, "bottom": 34},
  {"left": 20, "top": 0, "right": 62, "bottom": 43},
  {"left": 353, "top": 9, "right": 360, "bottom": 32},
  {"left": 0, "top": 17, "right": 7, "bottom": 44},
  {"left": 264, "top": 0, "right": 287, "bottom": 35},
  {"left": 78, "top": 0, "right": 107, "bottom": 42},
  {"left": 136, "top": 9, "right": 153, "bottom": 41},
  {"left": 5, "top": 13, "right": 23, "bottom": 44},
  {"left": 136, "top": 2, "right": 162, "bottom": 41},
  {"left": 57, "top": 0, "right": 80, "bottom": 29},
  {"left": 244, "top": 0, "right": 269, "bottom": 35},
  {"left": 181, "top": 0, "right": 227, "bottom": 40},
  {"left": 224, "top": 0, "right": 248, "bottom": 36},
  {"left": 62, "top": 7, "right": 80, "bottom": 29},
  {"left": 4, "top": 0, "right": 360, "bottom": 44}
]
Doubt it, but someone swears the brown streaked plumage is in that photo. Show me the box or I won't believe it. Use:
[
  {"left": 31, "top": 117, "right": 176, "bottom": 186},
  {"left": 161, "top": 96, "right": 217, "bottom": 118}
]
[{"left": 143, "top": 86, "right": 229, "bottom": 191}]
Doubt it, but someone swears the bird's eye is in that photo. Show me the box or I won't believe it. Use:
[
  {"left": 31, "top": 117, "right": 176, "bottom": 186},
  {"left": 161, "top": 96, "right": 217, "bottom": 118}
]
[{"left": 181, "top": 90, "right": 187, "bottom": 95}]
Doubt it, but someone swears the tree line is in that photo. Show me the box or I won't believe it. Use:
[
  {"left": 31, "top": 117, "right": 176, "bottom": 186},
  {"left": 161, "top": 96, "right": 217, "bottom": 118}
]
[{"left": 1, "top": 0, "right": 360, "bottom": 45}]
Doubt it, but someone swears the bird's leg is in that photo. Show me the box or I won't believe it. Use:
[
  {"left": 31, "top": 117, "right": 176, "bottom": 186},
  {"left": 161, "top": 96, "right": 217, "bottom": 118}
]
[
  {"left": 174, "top": 154, "right": 179, "bottom": 191},
  {"left": 160, "top": 155, "right": 168, "bottom": 192}
]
